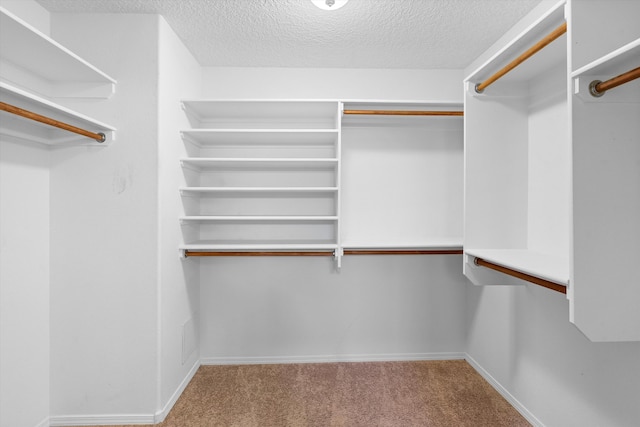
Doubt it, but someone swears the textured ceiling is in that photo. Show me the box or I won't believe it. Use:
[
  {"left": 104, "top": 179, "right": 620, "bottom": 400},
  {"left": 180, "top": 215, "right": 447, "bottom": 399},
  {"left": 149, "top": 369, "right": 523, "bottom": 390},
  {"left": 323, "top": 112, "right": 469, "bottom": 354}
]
[{"left": 35, "top": 0, "right": 543, "bottom": 69}]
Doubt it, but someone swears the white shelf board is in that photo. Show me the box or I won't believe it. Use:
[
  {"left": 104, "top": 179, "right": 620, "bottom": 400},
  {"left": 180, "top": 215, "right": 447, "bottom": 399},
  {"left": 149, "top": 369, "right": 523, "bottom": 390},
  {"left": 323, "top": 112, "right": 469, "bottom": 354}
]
[
  {"left": 0, "top": 82, "right": 116, "bottom": 145},
  {"left": 342, "top": 238, "right": 463, "bottom": 250},
  {"left": 180, "top": 242, "right": 338, "bottom": 251},
  {"left": 181, "top": 129, "right": 338, "bottom": 146},
  {"left": 180, "top": 215, "right": 338, "bottom": 222},
  {"left": 465, "top": 0, "right": 566, "bottom": 85},
  {"left": 0, "top": 7, "right": 116, "bottom": 96},
  {"left": 180, "top": 186, "right": 338, "bottom": 194},
  {"left": 464, "top": 248, "right": 569, "bottom": 285},
  {"left": 180, "top": 157, "right": 338, "bottom": 169},
  {"left": 181, "top": 100, "right": 339, "bottom": 122},
  {"left": 572, "top": 37, "right": 640, "bottom": 77}
]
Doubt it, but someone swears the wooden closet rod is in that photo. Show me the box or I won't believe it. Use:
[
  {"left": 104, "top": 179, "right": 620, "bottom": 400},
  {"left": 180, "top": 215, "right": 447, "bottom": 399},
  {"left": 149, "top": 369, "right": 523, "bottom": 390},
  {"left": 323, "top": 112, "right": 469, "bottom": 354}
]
[
  {"left": 185, "top": 249, "right": 464, "bottom": 257},
  {"left": 589, "top": 66, "right": 640, "bottom": 97},
  {"left": 474, "top": 257, "right": 566, "bottom": 294},
  {"left": 344, "top": 249, "right": 463, "bottom": 255},
  {"left": 184, "top": 250, "right": 335, "bottom": 257},
  {"left": 343, "top": 110, "right": 463, "bottom": 116},
  {"left": 0, "top": 101, "right": 106, "bottom": 142},
  {"left": 475, "top": 22, "right": 567, "bottom": 93}
]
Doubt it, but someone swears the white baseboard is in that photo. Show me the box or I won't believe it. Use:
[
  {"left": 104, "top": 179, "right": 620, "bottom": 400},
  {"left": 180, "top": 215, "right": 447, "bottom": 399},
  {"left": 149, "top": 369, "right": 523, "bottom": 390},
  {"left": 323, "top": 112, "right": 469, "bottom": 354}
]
[
  {"left": 35, "top": 416, "right": 50, "bottom": 427},
  {"left": 464, "top": 353, "right": 545, "bottom": 427},
  {"left": 154, "top": 359, "right": 201, "bottom": 423},
  {"left": 201, "top": 352, "right": 466, "bottom": 365},
  {"left": 49, "top": 414, "right": 155, "bottom": 426}
]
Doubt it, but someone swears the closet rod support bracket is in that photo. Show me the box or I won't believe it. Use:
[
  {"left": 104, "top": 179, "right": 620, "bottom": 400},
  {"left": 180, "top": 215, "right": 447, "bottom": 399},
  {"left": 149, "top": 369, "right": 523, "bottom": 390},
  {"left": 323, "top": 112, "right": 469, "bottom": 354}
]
[
  {"left": 474, "top": 83, "right": 484, "bottom": 94},
  {"left": 588, "top": 80, "right": 605, "bottom": 98}
]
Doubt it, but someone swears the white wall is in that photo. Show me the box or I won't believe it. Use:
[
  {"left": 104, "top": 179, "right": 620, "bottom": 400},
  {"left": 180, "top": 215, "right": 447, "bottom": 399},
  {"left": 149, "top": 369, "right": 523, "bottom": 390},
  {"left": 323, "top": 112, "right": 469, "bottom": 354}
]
[
  {"left": 464, "top": 2, "right": 640, "bottom": 426},
  {"left": 199, "top": 67, "right": 468, "bottom": 363},
  {"left": 0, "top": 4, "right": 51, "bottom": 427},
  {"left": 49, "top": 14, "right": 160, "bottom": 422},
  {"left": 203, "top": 67, "right": 462, "bottom": 101},
  {"left": 467, "top": 284, "right": 640, "bottom": 427},
  {"left": 156, "top": 16, "right": 202, "bottom": 419},
  {"left": 0, "top": 141, "right": 50, "bottom": 427},
  {"left": 200, "top": 255, "right": 467, "bottom": 362}
]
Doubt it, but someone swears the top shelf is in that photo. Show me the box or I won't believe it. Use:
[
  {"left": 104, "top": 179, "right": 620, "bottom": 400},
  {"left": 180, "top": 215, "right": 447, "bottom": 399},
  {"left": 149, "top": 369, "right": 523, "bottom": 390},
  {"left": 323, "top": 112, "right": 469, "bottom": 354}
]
[
  {"left": 341, "top": 101, "right": 464, "bottom": 128},
  {"left": 465, "top": 0, "right": 566, "bottom": 87},
  {"left": 572, "top": 38, "right": 640, "bottom": 78},
  {"left": 181, "top": 100, "right": 340, "bottom": 129},
  {"left": 0, "top": 7, "right": 116, "bottom": 99}
]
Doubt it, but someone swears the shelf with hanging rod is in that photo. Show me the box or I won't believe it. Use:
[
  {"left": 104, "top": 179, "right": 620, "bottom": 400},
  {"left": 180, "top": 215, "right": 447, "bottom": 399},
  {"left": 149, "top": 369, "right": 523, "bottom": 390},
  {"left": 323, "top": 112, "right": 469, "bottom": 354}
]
[
  {"left": 463, "top": 0, "right": 570, "bottom": 290},
  {"left": 472, "top": 256, "right": 566, "bottom": 294},
  {"left": 0, "top": 82, "right": 116, "bottom": 145},
  {"left": 474, "top": 21, "right": 566, "bottom": 93}
]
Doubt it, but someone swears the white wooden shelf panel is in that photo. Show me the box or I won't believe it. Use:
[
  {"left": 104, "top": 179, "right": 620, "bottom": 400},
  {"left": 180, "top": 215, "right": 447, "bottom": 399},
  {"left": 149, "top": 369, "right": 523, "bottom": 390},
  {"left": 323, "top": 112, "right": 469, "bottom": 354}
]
[
  {"left": 465, "top": 249, "right": 569, "bottom": 286},
  {"left": 572, "top": 38, "right": 640, "bottom": 77},
  {"left": 181, "top": 100, "right": 339, "bottom": 129},
  {"left": 180, "top": 158, "right": 338, "bottom": 170},
  {"left": 342, "top": 238, "right": 463, "bottom": 251},
  {"left": 180, "top": 242, "right": 338, "bottom": 251},
  {"left": 180, "top": 186, "right": 338, "bottom": 194},
  {"left": 572, "top": 38, "right": 640, "bottom": 103},
  {"left": 465, "top": 0, "right": 566, "bottom": 87},
  {"left": 0, "top": 82, "right": 116, "bottom": 145},
  {"left": 342, "top": 101, "right": 464, "bottom": 128},
  {"left": 0, "top": 7, "right": 116, "bottom": 98},
  {"left": 181, "top": 215, "right": 338, "bottom": 222},
  {"left": 181, "top": 129, "right": 339, "bottom": 146}
]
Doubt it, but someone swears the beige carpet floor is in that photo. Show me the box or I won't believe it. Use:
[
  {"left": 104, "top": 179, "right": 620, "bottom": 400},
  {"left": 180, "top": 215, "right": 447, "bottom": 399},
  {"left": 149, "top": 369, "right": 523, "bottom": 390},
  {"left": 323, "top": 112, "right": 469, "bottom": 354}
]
[{"left": 76, "top": 360, "right": 531, "bottom": 427}]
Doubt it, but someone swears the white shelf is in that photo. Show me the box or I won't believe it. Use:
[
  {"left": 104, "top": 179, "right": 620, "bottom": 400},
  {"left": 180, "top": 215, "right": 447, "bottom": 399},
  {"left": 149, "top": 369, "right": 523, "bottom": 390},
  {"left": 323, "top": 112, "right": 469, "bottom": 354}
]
[
  {"left": 572, "top": 38, "right": 640, "bottom": 103},
  {"left": 181, "top": 99, "right": 338, "bottom": 119},
  {"left": 180, "top": 215, "right": 338, "bottom": 222},
  {"left": 572, "top": 38, "right": 640, "bottom": 77},
  {"left": 181, "top": 100, "right": 339, "bottom": 129},
  {"left": 180, "top": 242, "right": 338, "bottom": 251},
  {"left": 465, "top": 0, "right": 566, "bottom": 87},
  {"left": 342, "top": 238, "right": 463, "bottom": 251},
  {"left": 180, "top": 186, "right": 338, "bottom": 194},
  {"left": 180, "top": 158, "right": 338, "bottom": 170},
  {"left": 465, "top": 249, "right": 569, "bottom": 286},
  {"left": 0, "top": 7, "right": 116, "bottom": 98},
  {"left": 0, "top": 82, "right": 116, "bottom": 145},
  {"left": 342, "top": 101, "right": 463, "bottom": 128},
  {"left": 181, "top": 129, "right": 339, "bottom": 146}
]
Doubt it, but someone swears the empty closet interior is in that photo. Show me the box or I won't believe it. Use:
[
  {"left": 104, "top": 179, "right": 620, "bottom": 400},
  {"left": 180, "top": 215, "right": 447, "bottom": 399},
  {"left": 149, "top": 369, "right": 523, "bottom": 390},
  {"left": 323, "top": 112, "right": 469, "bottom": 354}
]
[{"left": 2, "top": 0, "right": 640, "bottom": 426}]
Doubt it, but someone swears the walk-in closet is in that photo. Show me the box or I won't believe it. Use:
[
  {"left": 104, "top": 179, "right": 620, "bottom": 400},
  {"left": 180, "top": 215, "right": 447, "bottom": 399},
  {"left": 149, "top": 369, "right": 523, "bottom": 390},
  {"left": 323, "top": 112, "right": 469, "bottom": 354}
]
[{"left": 1, "top": 1, "right": 639, "bottom": 426}]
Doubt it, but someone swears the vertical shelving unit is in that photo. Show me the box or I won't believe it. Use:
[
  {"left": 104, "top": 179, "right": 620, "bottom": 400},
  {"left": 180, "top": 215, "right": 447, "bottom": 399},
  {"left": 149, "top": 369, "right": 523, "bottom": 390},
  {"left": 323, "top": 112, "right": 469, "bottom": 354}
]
[
  {"left": 570, "top": 0, "right": 640, "bottom": 341},
  {"left": 463, "top": 1, "right": 570, "bottom": 289},
  {"left": 179, "top": 100, "right": 341, "bottom": 257},
  {"left": 0, "top": 7, "right": 116, "bottom": 145}
]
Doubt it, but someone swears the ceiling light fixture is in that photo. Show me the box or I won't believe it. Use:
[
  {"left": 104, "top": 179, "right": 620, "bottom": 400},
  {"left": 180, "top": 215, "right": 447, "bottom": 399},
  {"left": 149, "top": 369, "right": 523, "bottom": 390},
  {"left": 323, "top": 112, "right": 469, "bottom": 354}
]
[{"left": 311, "top": 0, "right": 349, "bottom": 11}]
